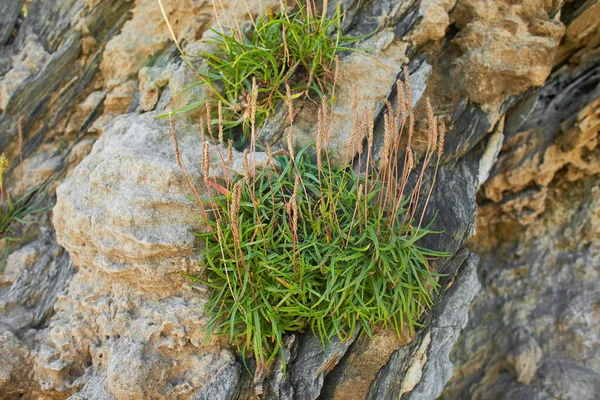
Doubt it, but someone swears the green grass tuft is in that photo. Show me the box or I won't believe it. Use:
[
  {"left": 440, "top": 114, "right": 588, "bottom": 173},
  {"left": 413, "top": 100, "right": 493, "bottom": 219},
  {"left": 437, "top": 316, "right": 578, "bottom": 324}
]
[
  {"left": 190, "top": 143, "right": 447, "bottom": 368},
  {"left": 165, "top": 2, "right": 357, "bottom": 145}
]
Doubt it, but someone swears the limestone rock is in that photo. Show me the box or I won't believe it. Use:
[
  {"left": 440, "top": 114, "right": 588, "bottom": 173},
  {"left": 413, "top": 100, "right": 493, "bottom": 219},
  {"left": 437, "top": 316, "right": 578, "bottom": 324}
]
[
  {"left": 53, "top": 113, "right": 271, "bottom": 282},
  {"left": 0, "top": 35, "right": 49, "bottom": 112},
  {"left": 5, "top": 0, "right": 597, "bottom": 398},
  {"left": 408, "top": 0, "right": 454, "bottom": 48},
  {"left": 441, "top": 5, "right": 600, "bottom": 396},
  {"left": 450, "top": 0, "right": 565, "bottom": 109}
]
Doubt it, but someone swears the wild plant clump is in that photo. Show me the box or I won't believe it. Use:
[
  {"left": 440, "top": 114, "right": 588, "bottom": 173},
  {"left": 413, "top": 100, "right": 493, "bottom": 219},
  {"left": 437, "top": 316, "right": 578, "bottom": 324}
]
[
  {"left": 170, "top": 67, "right": 448, "bottom": 370},
  {"left": 162, "top": 0, "right": 355, "bottom": 145}
]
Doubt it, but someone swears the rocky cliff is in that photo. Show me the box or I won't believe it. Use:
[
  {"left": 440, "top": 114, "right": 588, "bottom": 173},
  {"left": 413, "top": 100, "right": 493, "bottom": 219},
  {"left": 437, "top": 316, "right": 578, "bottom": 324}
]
[{"left": 0, "top": 0, "right": 598, "bottom": 399}]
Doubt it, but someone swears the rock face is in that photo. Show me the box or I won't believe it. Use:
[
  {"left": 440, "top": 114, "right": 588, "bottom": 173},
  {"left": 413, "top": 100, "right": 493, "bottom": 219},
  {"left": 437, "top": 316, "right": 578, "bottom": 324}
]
[
  {"left": 441, "top": 1, "right": 600, "bottom": 399},
  {"left": 1, "top": 0, "right": 598, "bottom": 399}
]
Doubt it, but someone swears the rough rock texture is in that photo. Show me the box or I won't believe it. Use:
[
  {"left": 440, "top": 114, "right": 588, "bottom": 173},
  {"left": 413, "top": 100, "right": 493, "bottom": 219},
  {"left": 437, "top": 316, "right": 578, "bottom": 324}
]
[
  {"left": 441, "top": 1, "right": 600, "bottom": 399},
  {"left": 1, "top": 0, "right": 598, "bottom": 399}
]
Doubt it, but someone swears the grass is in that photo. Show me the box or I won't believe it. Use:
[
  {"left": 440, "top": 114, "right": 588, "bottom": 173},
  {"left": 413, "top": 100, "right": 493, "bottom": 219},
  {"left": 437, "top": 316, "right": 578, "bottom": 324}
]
[
  {"left": 170, "top": 65, "right": 449, "bottom": 373},
  {"left": 160, "top": 0, "right": 357, "bottom": 146}
]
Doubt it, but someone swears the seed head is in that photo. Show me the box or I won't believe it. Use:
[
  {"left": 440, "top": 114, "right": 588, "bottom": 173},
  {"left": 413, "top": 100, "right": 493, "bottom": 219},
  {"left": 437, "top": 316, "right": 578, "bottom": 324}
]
[
  {"left": 404, "top": 66, "right": 414, "bottom": 147},
  {"left": 0, "top": 154, "right": 8, "bottom": 188},
  {"left": 407, "top": 147, "right": 414, "bottom": 170},
  {"left": 437, "top": 122, "right": 445, "bottom": 159},
  {"left": 228, "top": 139, "right": 233, "bottom": 162},
  {"left": 367, "top": 106, "right": 374, "bottom": 153},
  {"left": 316, "top": 109, "right": 323, "bottom": 172},
  {"left": 293, "top": 174, "right": 300, "bottom": 198},
  {"left": 291, "top": 174, "right": 300, "bottom": 237},
  {"left": 404, "top": 66, "right": 412, "bottom": 111},
  {"left": 321, "top": 95, "right": 329, "bottom": 142},
  {"left": 202, "top": 141, "right": 210, "bottom": 181},
  {"left": 357, "top": 120, "right": 364, "bottom": 156},
  {"left": 231, "top": 181, "right": 243, "bottom": 242},
  {"left": 426, "top": 98, "right": 437, "bottom": 152},
  {"left": 381, "top": 114, "right": 392, "bottom": 164},
  {"left": 266, "top": 142, "right": 275, "bottom": 165},
  {"left": 397, "top": 79, "right": 406, "bottom": 127},
  {"left": 251, "top": 77, "right": 258, "bottom": 126},
  {"left": 216, "top": 218, "right": 225, "bottom": 243},
  {"left": 200, "top": 117, "right": 206, "bottom": 143}
]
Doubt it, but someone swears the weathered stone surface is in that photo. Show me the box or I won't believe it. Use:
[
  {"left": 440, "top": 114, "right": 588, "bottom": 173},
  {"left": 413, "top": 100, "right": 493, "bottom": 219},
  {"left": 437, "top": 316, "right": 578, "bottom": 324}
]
[
  {"left": 4, "top": 0, "right": 598, "bottom": 399},
  {"left": 441, "top": 3, "right": 600, "bottom": 397},
  {"left": 0, "top": 35, "right": 49, "bottom": 112},
  {"left": 290, "top": 332, "right": 358, "bottom": 400},
  {"left": 451, "top": 0, "right": 565, "bottom": 109}
]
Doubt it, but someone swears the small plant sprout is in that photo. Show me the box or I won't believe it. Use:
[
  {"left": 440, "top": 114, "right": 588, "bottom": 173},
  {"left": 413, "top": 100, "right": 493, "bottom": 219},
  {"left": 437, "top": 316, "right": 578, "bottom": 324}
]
[{"left": 168, "top": 67, "right": 449, "bottom": 373}]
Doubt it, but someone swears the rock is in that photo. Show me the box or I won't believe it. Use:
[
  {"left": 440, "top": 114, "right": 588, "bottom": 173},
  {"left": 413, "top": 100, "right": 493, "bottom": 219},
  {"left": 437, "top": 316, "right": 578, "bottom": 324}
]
[
  {"left": 139, "top": 66, "right": 170, "bottom": 112},
  {"left": 408, "top": 1, "right": 453, "bottom": 48},
  {"left": 290, "top": 331, "right": 358, "bottom": 400},
  {"left": 0, "top": 328, "right": 29, "bottom": 396},
  {"left": 0, "top": 241, "right": 46, "bottom": 285},
  {"left": 53, "top": 113, "right": 271, "bottom": 280},
  {"left": 5, "top": 0, "right": 598, "bottom": 398},
  {"left": 481, "top": 70, "right": 600, "bottom": 224},
  {"left": 555, "top": 0, "right": 600, "bottom": 66},
  {"left": 0, "top": 35, "right": 49, "bottom": 112},
  {"left": 507, "top": 330, "right": 543, "bottom": 385},
  {"left": 441, "top": 8, "right": 600, "bottom": 397},
  {"left": 47, "top": 112, "right": 278, "bottom": 397},
  {"left": 0, "top": 0, "right": 25, "bottom": 46},
  {"left": 320, "top": 328, "right": 409, "bottom": 400},
  {"left": 450, "top": 0, "right": 565, "bottom": 109},
  {"left": 104, "top": 79, "right": 138, "bottom": 114},
  {"left": 99, "top": 0, "right": 280, "bottom": 115}
]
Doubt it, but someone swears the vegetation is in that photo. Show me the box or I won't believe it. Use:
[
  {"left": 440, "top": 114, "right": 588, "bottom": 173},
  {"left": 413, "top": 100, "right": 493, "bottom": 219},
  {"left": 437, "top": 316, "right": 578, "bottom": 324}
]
[
  {"left": 0, "top": 120, "right": 46, "bottom": 271},
  {"left": 161, "top": 0, "right": 356, "bottom": 145},
  {"left": 170, "top": 64, "right": 449, "bottom": 371}
]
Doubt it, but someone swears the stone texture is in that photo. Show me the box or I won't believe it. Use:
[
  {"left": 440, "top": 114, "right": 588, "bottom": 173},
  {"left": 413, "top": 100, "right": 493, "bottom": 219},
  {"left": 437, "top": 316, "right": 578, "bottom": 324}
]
[
  {"left": 441, "top": 2, "right": 600, "bottom": 397},
  {"left": 0, "top": 35, "right": 49, "bottom": 112},
  {"left": 367, "top": 252, "right": 480, "bottom": 400},
  {"left": 46, "top": 113, "right": 264, "bottom": 397},
  {"left": 4, "top": 0, "right": 598, "bottom": 399},
  {"left": 450, "top": 0, "right": 565, "bottom": 109}
]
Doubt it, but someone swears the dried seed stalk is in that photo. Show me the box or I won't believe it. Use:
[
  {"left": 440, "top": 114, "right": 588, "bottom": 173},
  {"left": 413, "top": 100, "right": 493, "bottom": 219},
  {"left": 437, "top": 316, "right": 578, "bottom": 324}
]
[{"left": 218, "top": 101, "right": 224, "bottom": 144}]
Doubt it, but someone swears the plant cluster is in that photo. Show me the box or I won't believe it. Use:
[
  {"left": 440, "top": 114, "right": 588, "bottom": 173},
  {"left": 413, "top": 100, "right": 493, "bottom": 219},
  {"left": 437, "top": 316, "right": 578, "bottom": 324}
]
[
  {"left": 169, "top": 66, "right": 449, "bottom": 370},
  {"left": 162, "top": 0, "right": 355, "bottom": 145}
]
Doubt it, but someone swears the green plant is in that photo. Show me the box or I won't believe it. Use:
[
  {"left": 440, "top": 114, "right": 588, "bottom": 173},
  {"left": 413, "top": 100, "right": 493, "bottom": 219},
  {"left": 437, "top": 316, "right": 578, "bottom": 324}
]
[
  {"left": 172, "top": 68, "right": 449, "bottom": 371},
  {"left": 0, "top": 188, "right": 46, "bottom": 270},
  {"left": 163, "top": 1, "right": 356, "bottom": 145}
]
